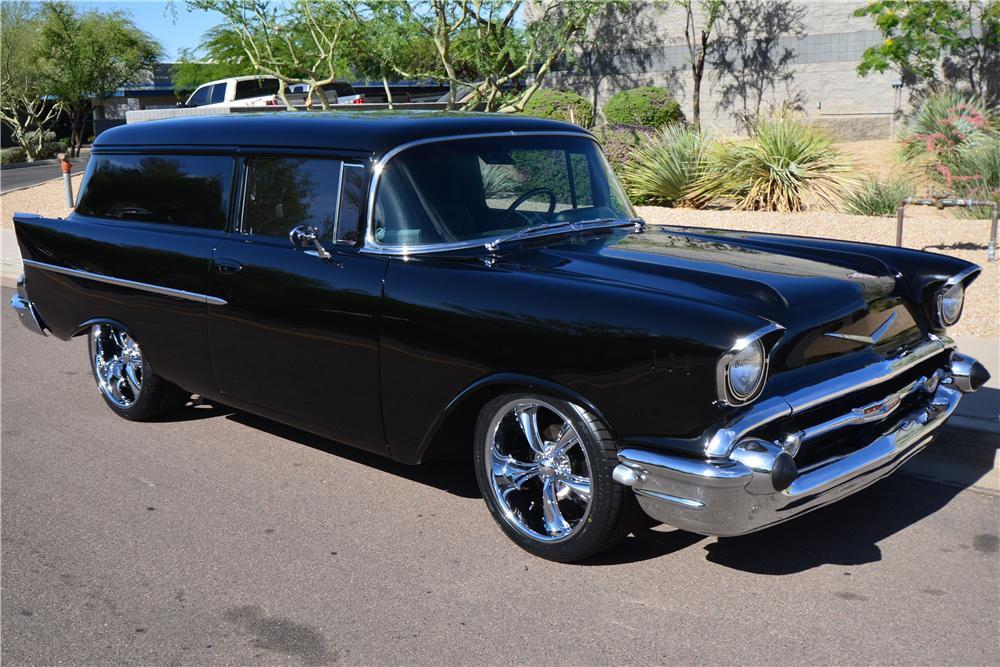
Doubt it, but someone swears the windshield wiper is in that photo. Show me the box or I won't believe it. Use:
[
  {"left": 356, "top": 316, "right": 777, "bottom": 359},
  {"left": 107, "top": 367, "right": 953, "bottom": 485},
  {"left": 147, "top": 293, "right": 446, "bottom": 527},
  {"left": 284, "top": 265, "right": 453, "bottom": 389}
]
[{"left": 484, "top": 217, "right": 644, "bottom": 253}]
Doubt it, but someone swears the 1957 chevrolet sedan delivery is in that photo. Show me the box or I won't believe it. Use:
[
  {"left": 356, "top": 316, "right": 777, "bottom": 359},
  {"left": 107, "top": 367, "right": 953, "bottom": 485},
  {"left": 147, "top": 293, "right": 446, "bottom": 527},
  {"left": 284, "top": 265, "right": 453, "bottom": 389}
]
[{"left": 11, "top": 112, "right": 990, "bottom": 561}]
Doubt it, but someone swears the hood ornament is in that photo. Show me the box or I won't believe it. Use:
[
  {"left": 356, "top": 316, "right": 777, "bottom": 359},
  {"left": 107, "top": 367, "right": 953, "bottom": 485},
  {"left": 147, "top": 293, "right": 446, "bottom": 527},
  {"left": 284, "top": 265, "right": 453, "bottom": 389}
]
[{"left": 825, "top": 312, "right": 897, "bottom": 345}]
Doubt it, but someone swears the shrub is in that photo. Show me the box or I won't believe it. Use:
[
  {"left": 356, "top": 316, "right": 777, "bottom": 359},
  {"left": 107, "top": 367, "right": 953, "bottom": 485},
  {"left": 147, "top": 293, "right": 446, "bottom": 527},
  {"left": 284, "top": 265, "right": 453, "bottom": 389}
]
[
  {"left": 690, "top": 116, "right": 853, "bottom": 212},
  {"left": 843, "top": 176, "right": 914, "bottom": 216},
  {"left": 36, "top": 141, "right": 69, "bottom": 160},
  {"left": 480, "top": 163, "right": 522, "bottom": 199},
  {"left": 938, "top": 133, "right": 1000, "bottom": 218},
  {"left": 0, "top": 147, "right": 27, "bottom": 164},
  {"left": 899, "top": 90, "right": 992, "bottom": 164},
  {"left": 522, "top": 89, "right": 594, "bottom": 127},
  {"left": 592, "top": 125, "right": 655, "bottom": 181},
  {"left": 622, "top": 125, "right": 711, "bottom": 207},
  {"left": 603, "top": 87, "right": 683, "bottom": 129}
]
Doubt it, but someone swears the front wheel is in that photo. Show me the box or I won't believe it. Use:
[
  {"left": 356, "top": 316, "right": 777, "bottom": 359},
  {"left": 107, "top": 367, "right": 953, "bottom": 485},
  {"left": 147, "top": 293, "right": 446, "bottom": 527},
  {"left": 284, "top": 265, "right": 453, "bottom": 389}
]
[
  {"left": 88, "top": 324, "right": 189, "bottom": 421},
  {"left": 473, "top": 393, "right": 637, "bottom": 562}
]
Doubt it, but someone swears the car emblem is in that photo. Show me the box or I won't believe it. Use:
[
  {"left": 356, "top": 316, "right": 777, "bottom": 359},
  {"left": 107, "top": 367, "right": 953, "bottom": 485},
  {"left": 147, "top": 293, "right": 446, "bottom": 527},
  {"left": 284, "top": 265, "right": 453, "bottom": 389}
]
[{"left": 824, "top": 312, "right": 897, "bottom": 345}]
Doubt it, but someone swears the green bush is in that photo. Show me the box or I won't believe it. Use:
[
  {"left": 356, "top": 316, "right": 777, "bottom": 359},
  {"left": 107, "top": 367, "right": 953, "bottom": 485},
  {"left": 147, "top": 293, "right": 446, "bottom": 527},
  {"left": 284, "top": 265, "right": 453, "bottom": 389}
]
[
  {"left": 690, "top": 116, "right": 853, "bottom": 212},
  {"left": 0, "top": 147, "right": 27, "bottom": 164},
  {"left": 939, "top": 133, "right": 1000, "bottom": 218},
  {"left": 592, "top": 125, "right": 655, "bottom": 181},
  {"left": 843, "top": 176, "right": 914, "bottom": 216},
  {"left": 899, "top": 90, "right": 992, "bottom": 164},
  {"left": 622, "top": 125, "right": 711, "bottom": 207},
  {"left": 603, "top": 87, "right": 683, "bottom": 129},
  {"left": 522, "top": 89, "right": 594, "bottom": 127}
]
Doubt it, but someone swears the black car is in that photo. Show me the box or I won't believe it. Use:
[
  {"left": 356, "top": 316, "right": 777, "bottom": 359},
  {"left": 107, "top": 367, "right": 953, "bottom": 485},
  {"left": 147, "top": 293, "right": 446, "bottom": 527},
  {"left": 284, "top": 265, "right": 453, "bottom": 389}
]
[{"left": 11, "top": 112, "right": 989, "bottom": 562}]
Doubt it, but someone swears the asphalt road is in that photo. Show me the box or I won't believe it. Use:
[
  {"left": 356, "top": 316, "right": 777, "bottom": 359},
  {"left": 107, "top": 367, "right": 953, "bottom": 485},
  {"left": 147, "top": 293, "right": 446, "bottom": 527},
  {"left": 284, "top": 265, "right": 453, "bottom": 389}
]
[
  {"left": 1, "top": 155, "right": 88, "bottom": 194},
  {"left": 2, "top": 287, "right": 999, "bottom": 666}
]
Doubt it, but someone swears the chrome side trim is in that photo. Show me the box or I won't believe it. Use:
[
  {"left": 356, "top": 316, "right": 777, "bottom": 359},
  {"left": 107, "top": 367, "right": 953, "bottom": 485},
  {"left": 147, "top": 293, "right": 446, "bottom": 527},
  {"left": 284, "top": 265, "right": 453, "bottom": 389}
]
[
  {"left": 22, "top": 259, "right": 227, "bottom": 306},
  {"left": 361, "top": 130, "right": 595, "bottom": 256},
  {"left": 704, "top": 335, "right": 951, "bottom": 458},
  {"left": 824, "top": 311, "right": 897, "bottom": 345}
]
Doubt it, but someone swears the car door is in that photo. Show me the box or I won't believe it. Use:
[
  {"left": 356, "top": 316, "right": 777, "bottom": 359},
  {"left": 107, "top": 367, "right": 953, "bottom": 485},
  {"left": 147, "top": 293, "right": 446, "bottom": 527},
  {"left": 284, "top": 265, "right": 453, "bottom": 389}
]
[{"left": 208, "top": 154, "right": 388, "bottom": 453}]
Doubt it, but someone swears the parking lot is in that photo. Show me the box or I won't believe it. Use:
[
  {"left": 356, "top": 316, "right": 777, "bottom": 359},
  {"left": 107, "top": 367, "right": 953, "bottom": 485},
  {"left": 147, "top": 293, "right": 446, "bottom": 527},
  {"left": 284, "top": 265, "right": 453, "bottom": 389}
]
[{"left": 2, "top": 287, "right": 998, "bottom": 665}]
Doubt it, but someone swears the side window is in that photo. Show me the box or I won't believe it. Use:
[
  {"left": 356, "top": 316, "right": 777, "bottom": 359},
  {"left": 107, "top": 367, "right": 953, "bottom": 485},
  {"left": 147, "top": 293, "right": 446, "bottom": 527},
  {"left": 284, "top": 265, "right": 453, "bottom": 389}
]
[
  {"left": 234, "top": 78, "right": 279, "bottom": 100},
  {"left": 242, "top": 157, "right": 342, "bottom": 241},
  {"left": 75, "top": 154, "right": 234, "bottom": 229},
  {"left": 187, "top": 85, "right": 211, "bottom": 107},
  {"left": 210, "top": 83, "right": 227, "bottom": 104},
  {"left": 336, "top": 164, "right": 365, "bottom": 244}
]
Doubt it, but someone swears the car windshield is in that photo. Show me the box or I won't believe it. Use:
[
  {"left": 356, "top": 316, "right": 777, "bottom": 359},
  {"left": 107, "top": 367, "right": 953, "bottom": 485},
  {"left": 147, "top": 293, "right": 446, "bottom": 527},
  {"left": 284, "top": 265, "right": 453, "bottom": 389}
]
[{"left": 372, "top": 134, "right": 634, "bottom": 248}]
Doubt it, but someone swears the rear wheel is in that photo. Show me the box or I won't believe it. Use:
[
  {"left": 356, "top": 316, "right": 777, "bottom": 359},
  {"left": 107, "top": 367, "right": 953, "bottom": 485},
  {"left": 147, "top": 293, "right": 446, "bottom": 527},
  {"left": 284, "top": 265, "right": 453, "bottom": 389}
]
[
  {"left": 88, "top": 324, "right": 188, "bottom": 420},
  {"left": 473, "top": 393, "right": 636, "bottom": 562}
]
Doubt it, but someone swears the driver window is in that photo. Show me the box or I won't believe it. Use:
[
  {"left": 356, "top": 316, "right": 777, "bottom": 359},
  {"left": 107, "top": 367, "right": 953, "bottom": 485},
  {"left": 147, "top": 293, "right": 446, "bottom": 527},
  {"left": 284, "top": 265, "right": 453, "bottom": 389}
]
[
  {"left": 242, "top": 157, "right": 342, "bottom": 241},
  {"left": 479, "top": 149, "right": 590, "bottom": 213}
]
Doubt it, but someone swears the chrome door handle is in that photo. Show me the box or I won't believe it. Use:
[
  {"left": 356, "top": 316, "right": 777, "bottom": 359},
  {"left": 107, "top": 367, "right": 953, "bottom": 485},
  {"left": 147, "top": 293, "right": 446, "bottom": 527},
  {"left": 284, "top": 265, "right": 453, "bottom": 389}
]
[{"left": 215, "top": 259, "right": 242, "bottom": 274}]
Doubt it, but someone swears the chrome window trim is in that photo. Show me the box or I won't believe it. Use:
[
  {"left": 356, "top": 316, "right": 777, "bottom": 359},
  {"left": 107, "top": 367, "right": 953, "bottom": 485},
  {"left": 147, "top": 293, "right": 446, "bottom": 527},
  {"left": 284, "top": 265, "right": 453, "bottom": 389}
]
[
  {"left": 22, "top": 259, "right": 227, "bottom": 306},
  {"left": 360, "top": 130, "right": 595, "bottom": 256}
]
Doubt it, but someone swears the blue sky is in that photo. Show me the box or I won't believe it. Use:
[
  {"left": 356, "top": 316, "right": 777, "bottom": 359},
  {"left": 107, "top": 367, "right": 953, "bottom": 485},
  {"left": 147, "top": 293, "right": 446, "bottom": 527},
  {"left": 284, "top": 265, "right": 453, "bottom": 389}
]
[{"left": 70, "top": 1, "right": 226, "bottom": 61}]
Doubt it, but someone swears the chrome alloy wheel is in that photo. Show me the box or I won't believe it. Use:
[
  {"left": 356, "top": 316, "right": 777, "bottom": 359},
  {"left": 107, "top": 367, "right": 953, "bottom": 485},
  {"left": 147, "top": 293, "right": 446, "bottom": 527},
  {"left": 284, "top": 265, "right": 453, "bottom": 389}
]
[
  {"left": 90, "top": 324, "right": 143, "bottom": 408},
  {"left": 485, "top": 398, "right": 593, "bottom": 543}
]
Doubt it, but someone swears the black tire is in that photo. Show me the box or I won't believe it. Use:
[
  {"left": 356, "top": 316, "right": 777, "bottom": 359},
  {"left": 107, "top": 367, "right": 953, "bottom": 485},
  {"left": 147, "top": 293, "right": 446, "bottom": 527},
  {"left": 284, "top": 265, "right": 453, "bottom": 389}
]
[
  {"left": 87, "top": 324, "right": 189, "bottom": 421},
  {"left": 473, "top": 392, "right": 639, "bottom": 562}
]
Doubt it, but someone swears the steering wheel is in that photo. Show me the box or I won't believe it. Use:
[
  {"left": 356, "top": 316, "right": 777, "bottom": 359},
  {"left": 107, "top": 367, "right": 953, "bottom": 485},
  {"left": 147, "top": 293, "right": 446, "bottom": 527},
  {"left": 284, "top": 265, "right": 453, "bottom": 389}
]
[{"left": 506, "top": 188, "right": 557, "bottom": 216}]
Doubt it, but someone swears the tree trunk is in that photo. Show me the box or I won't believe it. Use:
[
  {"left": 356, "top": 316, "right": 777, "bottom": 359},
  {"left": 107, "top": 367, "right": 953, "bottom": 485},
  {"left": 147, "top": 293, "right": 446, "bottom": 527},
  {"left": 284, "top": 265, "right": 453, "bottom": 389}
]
[{"left": 382, "top": 71, "right": 394, "bottom": 110}]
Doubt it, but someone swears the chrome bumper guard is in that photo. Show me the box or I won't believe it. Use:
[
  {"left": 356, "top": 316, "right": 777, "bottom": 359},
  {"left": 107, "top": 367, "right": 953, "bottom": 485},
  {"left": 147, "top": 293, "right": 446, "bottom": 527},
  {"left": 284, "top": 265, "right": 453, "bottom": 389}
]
[
  {"left": 10, "top": 274, "right": 47, "bottom": 336},
  {"left": 613, "top": 342, "right": 987, "bottom": 536}
]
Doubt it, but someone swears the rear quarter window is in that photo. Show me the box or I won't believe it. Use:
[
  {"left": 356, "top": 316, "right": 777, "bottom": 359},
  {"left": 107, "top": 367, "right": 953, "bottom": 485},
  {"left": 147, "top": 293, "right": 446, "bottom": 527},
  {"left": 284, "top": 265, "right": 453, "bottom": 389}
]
[{"left": 76, "top": 154, "right": 235, "bottom": 230}]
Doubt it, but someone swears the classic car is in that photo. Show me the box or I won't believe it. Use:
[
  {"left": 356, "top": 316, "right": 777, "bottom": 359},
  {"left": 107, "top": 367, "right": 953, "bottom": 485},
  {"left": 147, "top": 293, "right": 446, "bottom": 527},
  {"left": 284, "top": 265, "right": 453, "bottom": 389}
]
[{"left": 10, "top": 112, "right": 990, "bottom": 562}]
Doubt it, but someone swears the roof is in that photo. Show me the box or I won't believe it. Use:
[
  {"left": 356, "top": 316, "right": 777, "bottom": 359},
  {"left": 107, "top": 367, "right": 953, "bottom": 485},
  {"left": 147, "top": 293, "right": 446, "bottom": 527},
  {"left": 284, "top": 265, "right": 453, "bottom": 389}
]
[{"left": 92, "top": 111, "right": 591, "bottom": 156}]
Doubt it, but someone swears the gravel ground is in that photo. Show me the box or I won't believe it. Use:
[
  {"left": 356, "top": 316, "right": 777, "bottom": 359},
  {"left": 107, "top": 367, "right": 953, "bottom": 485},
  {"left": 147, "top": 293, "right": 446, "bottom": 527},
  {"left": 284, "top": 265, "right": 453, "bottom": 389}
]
[
  {"left": 2, "top": 179, "right": 994, "bottom": 337},
  {"left": 638, "top": 206, "right": 999, "bottom": 338},
  {"left": 0, "top": 173, "right": 83, "bottom": 224}
]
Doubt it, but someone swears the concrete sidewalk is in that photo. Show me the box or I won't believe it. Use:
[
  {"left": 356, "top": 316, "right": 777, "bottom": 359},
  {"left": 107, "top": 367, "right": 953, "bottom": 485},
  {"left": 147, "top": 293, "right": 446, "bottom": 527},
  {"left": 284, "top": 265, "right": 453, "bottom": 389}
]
[{"left": 1, "top": 227, "right": 996, "bottom": 490}]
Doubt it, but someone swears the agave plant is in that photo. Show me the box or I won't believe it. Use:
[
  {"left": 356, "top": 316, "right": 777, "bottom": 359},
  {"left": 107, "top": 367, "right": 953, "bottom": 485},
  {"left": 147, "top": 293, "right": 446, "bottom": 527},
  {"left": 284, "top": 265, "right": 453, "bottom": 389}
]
[
  {"left": 690, "top": 116, "right": 853, "bottom": 212},
  {"left": 843, "top": 176, "right": 914, "bottom": 216},
  {"left": 480, "top": 163, "right": 522, "bottom": 199},
  {"left": 622, "top": 125, "right": 711, "bottom": 207}
]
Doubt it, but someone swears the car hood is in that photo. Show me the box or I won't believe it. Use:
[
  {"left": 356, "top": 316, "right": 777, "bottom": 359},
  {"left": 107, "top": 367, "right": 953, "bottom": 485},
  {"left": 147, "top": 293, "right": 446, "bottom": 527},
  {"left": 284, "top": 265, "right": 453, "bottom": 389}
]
[{"left": 506, "top": 226, "right": 929, "bottom": 369}]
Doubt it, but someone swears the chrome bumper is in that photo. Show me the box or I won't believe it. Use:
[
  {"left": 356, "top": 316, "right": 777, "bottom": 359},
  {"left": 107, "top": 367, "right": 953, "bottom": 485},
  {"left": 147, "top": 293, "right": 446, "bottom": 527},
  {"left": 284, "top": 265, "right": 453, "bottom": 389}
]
[
  {"left": 613, "top": 346, "right": 987, "bottom": 536},
  {"left": 10, "top": 274, "right": 46, "bottom": 336}
]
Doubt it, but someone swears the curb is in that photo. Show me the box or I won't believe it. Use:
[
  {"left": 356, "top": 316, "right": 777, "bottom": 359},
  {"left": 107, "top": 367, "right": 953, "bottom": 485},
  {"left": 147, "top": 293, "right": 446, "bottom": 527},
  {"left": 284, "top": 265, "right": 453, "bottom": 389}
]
[{"left": 1, "top": 158, "right": 64, "bottom": 171}]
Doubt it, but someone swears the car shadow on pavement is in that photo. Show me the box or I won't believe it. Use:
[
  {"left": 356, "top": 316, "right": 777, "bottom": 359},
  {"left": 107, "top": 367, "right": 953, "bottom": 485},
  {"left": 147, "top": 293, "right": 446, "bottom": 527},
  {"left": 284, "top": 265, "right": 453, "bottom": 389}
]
[
  {"left": 150, "top": 397, "right": 237, "bottom": 423},
  {"left": 588, "top": 473, "right": 971, "bottom": 570}
]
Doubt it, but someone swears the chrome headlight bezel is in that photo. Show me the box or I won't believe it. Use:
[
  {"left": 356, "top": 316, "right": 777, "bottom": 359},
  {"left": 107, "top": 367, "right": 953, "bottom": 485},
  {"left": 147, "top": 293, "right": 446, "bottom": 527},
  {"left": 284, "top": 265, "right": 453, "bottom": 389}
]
[
  {"left": 936, "top": 281, "right": 965, "bottom": 327},
  {"left": 716, "top": 324, "right": 783, "bottom": 407}
]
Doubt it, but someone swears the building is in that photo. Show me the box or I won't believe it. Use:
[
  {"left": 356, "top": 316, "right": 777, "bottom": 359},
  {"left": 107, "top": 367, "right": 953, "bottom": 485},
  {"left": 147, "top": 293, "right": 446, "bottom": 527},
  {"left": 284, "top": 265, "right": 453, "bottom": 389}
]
[{"left": 545, "top": 0, "right": 909, "bottom": 139}]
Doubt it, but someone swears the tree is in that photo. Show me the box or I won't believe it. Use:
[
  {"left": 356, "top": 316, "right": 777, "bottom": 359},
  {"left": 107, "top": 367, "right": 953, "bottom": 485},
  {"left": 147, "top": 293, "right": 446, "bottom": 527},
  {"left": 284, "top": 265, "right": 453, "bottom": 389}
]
[
  {"left": 188, "top": 0, "right": 353, "bottom": 109},
  {"left": 676, "top": 0, "right": 725, "bottom": 130},
  {"left": 0, "top": 2, "right": 64, "bottom": 161},
  {"left": 38, "top": 2, "right": 162, "bottom": 156},
  {"left": 173, "top": 25, "right": 259, "bottom": 95},
  {"left": 855, "top": 0, "right": 1000, "bottom": 101}
]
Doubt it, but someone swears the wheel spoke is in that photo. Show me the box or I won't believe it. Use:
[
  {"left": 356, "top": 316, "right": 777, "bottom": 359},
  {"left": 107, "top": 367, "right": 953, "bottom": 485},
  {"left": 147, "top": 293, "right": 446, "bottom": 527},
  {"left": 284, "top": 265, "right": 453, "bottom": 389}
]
[
  {"left": 558, "top": 473, "right": 591, "bottom": 501},
  {"left": 541, "top": 478, "right": 571, "bottom": 536},
  {"left": 515, "top": 404, "right": 546, "bottom": 455},
  {"left": 492, "top": 448, "right": 540, "bottom": 488},
  {"left": 124, "top": 362, "right": 142, "bottom": 396},
  {"left": 550, "top": 421, "right": 578, "bottom": 457}
]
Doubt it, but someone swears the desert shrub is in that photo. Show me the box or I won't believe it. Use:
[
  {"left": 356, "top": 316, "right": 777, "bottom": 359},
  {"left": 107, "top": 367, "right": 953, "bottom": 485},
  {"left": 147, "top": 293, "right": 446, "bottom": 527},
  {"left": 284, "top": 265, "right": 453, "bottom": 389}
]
[
  {"left": 899, "top": 90, "right": 992, "bottom": 164},
  {"left": 603, "top": 87, "right": 683, "bottom": 129},
  {"left": 843, "top": 176, "right": 914, "bottom": 216},
  {"left": 622, "top": 125, "right": 711, "bottom": 207},
  {"left": 938, "top": 134, "right": 1000, "bottom": 218},
  {"left": 691, "top": 116, "right": 853, "bottom": 212},
  {"left": 35, "top": 141, "right": 69, "bottom": 160},
  {"left": 0, "top": 147, "right": 27, "bottom": 164},
  {"left": 592, "top": 125, "right": 655, "bottom": 181},
  {"left": 522, "top": 89, "right": 594, "bottom": 127}
]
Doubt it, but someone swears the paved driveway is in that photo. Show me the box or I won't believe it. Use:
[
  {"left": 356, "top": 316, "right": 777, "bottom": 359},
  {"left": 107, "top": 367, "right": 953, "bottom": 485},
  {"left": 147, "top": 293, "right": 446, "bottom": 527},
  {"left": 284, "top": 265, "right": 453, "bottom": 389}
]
[{"left": 2, "top": 288, "right": 998, "bottom": 665}]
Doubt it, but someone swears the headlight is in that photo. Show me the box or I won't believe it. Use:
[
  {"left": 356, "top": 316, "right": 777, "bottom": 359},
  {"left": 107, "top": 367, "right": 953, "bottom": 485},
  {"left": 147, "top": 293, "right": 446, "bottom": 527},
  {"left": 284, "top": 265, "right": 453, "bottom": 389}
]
[
  {"left": 727, "top": 339, "right": 766, "bottom": 402},
  {"left": 937, "top": 282, "right": 965, "bottom": 327}
]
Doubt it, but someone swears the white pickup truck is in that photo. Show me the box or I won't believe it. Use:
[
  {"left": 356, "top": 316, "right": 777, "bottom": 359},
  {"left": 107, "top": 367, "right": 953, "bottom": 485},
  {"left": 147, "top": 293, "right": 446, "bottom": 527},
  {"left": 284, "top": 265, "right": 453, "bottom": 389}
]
[{"left": 184, "top": 76, "right": 364, "bottom": 108}]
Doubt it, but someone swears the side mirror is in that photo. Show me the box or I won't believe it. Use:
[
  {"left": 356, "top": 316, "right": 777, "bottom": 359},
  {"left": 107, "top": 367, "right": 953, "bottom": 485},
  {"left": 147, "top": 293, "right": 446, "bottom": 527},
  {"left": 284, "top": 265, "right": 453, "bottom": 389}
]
[{"left": 289, "top": 224, "right": 331, "bottom": 259}]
